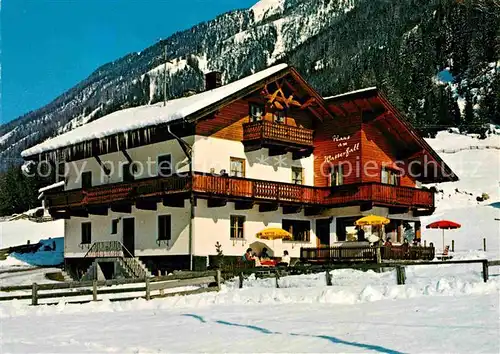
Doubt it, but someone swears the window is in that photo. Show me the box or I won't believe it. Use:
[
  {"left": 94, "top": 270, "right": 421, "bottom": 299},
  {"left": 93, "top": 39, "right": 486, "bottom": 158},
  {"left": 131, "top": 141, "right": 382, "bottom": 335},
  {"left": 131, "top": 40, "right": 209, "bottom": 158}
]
[
  {"left": 158, "top": 215, "right": 172, "bottom": 241},
  {"left": 282, "top": 219, "right": 311, "bottom": 242},
  {"left": 81, "top": 171, "right": 92, "bottom": 189},
  {"left": 122, "top": 163, "right": 135, "bottom": 182},
  {"left": 381, "top": 167, "right": 400, "bottom": 186},
  {"left": 273, "top": 110, "right": 286, "bottom": 124},
  {"left": 330, "top": 165, "right": 344, "bottom": 187},
  {"left": 291, "top": 167, "right": 304, "bottom": 185},
  {"left": 81, "top": 222, "right": 92, "bottom": 244},
  {"left": 157, "top": 154, "right": 172, "bottom": 177},
  {"left": 230, "top": 157, "right": 245, "bottom": 177},
  {"left": 249, "top": 103, "right": 265, "bottom": 122},
  {"left": 230, "top": 215, "right": 245, "bottom": 239},
  {"left": 111, "top": 219, "right": 119, "bottom": 235}
]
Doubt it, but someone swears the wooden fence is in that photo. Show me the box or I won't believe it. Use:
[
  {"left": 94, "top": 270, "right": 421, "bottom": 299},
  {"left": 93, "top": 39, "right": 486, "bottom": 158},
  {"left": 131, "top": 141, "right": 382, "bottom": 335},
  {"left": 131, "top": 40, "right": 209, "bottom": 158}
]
[
  {"left": 237, "top": 259, "right": 499, "bottom": 288},
  {"left": 0, "top": 270, "right": 221, "bottom": 306}
]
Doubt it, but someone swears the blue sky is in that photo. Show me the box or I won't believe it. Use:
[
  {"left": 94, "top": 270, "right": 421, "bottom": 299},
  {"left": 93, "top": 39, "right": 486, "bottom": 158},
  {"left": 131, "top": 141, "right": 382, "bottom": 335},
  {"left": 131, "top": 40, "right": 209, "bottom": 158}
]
[{"left": 1, "top": 0, "right": 256, "bottom": 124}]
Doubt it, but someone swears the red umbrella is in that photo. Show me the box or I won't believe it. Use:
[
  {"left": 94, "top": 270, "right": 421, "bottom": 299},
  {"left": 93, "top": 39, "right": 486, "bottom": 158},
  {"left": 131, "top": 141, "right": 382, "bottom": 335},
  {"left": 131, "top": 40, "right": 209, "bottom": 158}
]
[{"left": 426, "top": 220, "right": 461, "bottom": 251}]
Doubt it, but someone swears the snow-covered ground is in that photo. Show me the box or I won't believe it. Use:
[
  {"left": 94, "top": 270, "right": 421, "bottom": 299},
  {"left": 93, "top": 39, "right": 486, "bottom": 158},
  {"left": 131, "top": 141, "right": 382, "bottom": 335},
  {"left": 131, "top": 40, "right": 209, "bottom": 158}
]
[{"left": 1, "top": 131, "right": 499, "bottom": 353}]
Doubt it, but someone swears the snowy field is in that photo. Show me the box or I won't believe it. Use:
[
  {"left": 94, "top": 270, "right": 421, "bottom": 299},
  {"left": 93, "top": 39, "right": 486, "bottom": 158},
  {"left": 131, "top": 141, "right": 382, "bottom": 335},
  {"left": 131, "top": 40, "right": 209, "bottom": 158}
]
[{"left": 1, "top": 130, "right": 499, "bottom": 353}]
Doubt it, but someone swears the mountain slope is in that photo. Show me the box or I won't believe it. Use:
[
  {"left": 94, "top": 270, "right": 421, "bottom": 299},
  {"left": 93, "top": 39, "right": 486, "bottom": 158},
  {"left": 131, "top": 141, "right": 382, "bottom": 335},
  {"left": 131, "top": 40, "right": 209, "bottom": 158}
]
[{"left": 1, "top": 0, "right": 498, "bottom": 169}]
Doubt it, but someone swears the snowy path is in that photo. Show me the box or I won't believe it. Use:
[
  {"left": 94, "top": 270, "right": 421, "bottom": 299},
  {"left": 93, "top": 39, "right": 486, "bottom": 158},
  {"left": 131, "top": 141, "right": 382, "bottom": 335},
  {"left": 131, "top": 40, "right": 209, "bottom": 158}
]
[{"left": 1, "top": 293, "right": 498, "bottom": 353}]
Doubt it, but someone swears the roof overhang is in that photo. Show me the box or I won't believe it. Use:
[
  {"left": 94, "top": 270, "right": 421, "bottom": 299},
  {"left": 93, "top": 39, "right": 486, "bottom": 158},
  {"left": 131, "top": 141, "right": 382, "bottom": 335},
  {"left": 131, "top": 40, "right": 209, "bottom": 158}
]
[{"left": 325, "top": 87, "right": 458, "bottom": 183}]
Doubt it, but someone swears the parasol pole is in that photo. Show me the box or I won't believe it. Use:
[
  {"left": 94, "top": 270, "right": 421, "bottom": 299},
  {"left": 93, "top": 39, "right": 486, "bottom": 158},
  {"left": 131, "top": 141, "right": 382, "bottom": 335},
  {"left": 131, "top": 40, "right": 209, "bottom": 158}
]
[{"left": 442, "top": 228, "right": 445, "bottom": 252}]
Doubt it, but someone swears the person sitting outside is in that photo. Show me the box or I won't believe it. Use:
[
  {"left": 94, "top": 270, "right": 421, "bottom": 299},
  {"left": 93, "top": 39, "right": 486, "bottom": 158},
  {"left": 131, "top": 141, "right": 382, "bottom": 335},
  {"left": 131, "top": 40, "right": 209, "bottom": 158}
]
[
  {"left": 243, "top": 248, "right": 254, "bottom": 262},
  {"left": 277, "top": 250, "right": 291, "bottom": 267},
  {"left": 260, "top": 247, "right": 271, "bottom": 260},
  {"left": 384, "top": 237, "right": 393, "bottom": 247},
  {"left": 356, "top": 226, "right": 365, "bottom": 242}
]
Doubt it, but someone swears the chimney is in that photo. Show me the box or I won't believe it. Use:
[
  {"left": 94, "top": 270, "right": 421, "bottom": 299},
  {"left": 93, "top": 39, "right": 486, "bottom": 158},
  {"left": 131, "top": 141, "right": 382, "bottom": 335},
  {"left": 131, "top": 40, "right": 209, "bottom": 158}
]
[{"left": 205, "top": 71, "right": 222, "bottom": 91}]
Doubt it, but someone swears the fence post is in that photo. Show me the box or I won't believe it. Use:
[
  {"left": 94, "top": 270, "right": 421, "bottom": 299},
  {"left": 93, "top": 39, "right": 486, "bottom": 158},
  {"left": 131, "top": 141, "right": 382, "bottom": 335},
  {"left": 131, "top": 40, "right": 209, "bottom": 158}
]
[
  {"left": 375, "top": 247, "right": 382, "bottom": 264},
  {"left": 145, "top": 276, "right": 151, "bottom": 300},
  {"left": 275, "top": 270, "right": 280, "bottom": 288},
  {"left": 483, "top": 238, "right": 486, "bottom": 252},
  {"left": 92, "top": 280, "right": 98, "bottom": 301},
  {"left": 396, "top": 266, "right": 406, "bottom": 285},
  {"left": 424, "top": 240, "right": 427, "bottom": 248},
  {"left": 451, "top": 240, "right": 455, "bottom": 252},
  {"left": 325, "top": 269, "right": 332, "bottom": 286},
  {"left": 215, "top": 270, "right": 222, "bottom": 291},
  {"left": 31, "top": 283, "right": 38, "bottom": 306},
  {"left": 482, "top": 260, "right": 489, "bottom": 283},
  {"left": 238, "top": 272, "right": 244, "bottom": 289}
]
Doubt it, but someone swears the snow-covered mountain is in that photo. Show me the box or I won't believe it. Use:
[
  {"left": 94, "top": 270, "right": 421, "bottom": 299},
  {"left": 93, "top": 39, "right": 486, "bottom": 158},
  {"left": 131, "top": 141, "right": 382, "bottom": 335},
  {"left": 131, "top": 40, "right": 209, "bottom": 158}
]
[{"left": 0, "top": 0, "right": 497, "bottom": 168}]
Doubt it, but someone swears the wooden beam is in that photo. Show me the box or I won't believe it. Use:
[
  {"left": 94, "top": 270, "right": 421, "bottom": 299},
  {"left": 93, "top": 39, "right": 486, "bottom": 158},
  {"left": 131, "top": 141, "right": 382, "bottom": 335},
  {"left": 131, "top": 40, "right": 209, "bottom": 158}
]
[
  {"left": 121, "top": 149, "right": 134, "bottom": 164},
  {"left": 87, "top": 206, "right": 108, "bottom": 216},
  {"left": 136, "top": 200, "right": 158, "bottom": 211},
  {"left": 163, "top": 198, "right": 185, "bottom": 208},
  {"left": 360, "top": 202, "right": 373, "bottom": 212},
  {"left": 111, "top": 203, "right": 132, "bottom": 214},
  {"left": 282, "top": 205, "right": 302, "bottom": 214},
  {"left": 304, "top": 206, "right": 323, "bottom": 216},
  {"left": 388, "top": 206, "right": 409, "bottom": 215},
  {"left": 94, "top": 155, "right": 111, "bottom": 175},
  {"left": 234, "top": 201, "right": 254, "bottom": 210},
  {"left": 49, "top": 210, "right": 70, "bottom": 220},
  {"left": 70, "top": 209, "right": 89, "bottom": 218},
  {"left": 413, "top": 208, "right": 435, "bottom": 217},
  {"left": 259, "top": 203, "right": 278, "bottom": 212},
  {"left": 207, "top": 199, "right": 227, "bottom": 208},
  {"left": 292, "top": 149, "right": 313, "bottom": 160},
  {"left": 268, "top": 147, "right": 286, "bottom": 157}
]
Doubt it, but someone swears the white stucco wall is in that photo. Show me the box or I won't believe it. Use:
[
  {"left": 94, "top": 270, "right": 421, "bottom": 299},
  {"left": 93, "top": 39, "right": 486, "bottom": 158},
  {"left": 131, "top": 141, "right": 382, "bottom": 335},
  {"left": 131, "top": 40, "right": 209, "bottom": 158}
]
[
  {"left": 193, "top": 199, "right": 326, "bottom": 259},
  {"left": 192, "top": 136, "right": 315, "bottom": 185},
  {"left": 64, "top": 137, "right": 193, "bottom": 190},
  {"left": 64, "top": 201, "right": 190, "bottom": 258}
]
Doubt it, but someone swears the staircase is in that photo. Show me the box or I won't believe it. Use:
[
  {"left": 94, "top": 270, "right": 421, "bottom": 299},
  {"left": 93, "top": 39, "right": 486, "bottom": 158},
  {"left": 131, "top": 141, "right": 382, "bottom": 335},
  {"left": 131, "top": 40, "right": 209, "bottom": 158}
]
[{"left": 80, "top": 241, "right": 152, "bottom": 280}]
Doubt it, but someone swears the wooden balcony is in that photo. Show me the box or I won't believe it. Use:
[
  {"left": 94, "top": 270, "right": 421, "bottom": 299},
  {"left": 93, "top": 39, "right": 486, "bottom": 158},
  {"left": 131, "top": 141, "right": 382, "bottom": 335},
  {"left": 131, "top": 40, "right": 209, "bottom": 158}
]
[
  {"left": 242, "top": 120, "right": 314, "bottom": 156},
  {"left": 45, "top": 176, "right": 191, "bottom": 209},
  {"left": 45, "top": 174, "right": 434, "bottom": 212},
  {"left": 324, "top": 183, "right": 434, "bottom": 210}
]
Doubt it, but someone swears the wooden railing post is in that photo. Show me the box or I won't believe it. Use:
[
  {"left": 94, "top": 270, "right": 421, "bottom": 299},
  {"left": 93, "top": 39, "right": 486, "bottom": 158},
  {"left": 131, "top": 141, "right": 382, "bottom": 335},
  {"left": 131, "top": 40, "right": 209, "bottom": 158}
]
[
  {"left": 92, "top": 280, "right": 98, "bottom": 301},
  {"left": 238, "top": 273, "right": 244, "bottom": 289},
  {"left": 325, "top": 269, "right": 332, "bottom": 286},
  {"left": 275, "top": 270, "right": 280, "bottom": 288},
  {"left": 451, "top": 240, "right": 455, "bottom": 252},
  {"left": 145, "top": 276, "right": 151, "bottom": 300},
  {"left": 215, "top": 270, "right": 221, "bottom": 291},
  {"left": 482, "top": 260, "right": 489, "bottom": 283},
  {"left": 396, "top": 266, "right": 406, "bottom": 285},
  {"left": 31, "top": 283, "right": 38, "bottom": 306},
  {"left": 483, "top": 238, "right": 486, "bottom": 251},
  {"left": 375, "top": 247, "right": 382, "bottom": 264}
]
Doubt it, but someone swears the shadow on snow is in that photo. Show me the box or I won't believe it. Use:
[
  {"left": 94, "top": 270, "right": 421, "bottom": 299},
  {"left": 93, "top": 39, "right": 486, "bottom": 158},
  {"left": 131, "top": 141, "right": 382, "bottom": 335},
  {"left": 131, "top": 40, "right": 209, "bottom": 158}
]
[{"left": 182, "top": 313, "right": 404, "bottom": 354}]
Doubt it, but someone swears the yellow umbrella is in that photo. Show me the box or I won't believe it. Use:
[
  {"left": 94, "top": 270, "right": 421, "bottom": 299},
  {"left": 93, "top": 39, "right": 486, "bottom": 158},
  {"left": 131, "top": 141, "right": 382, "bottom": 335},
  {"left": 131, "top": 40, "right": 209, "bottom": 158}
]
[
  {"left": 256, "top": 228, "right": 292, "bottom": 241},
  {"left": 355, "top": 215, "right": 390, "bottom": 226}
]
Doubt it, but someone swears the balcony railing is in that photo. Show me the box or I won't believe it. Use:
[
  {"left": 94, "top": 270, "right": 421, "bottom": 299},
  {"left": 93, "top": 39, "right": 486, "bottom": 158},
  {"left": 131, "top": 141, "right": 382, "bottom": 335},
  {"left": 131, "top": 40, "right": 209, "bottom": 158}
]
[
  {"left": 243, "top": 120, "right": 314, "bottom": 148},
  {"left": 45, "top": 174, "right": 434, "bottom": 211},
  {"left": 324, "top": 183, "right": 434, "bottom": 209},
  {"left": 46, "top": 175, "right": 191, "bottom": 209}
]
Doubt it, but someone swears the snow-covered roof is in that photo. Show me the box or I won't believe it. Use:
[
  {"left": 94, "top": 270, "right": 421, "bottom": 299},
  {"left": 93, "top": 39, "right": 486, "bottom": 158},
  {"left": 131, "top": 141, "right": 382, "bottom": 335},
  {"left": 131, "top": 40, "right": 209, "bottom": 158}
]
[
  {"left": 22, "top": 64, "right": 289, "bottom": 157},
  {"left": 323, "top": 87, "right": 377, "bottom": 100},
  {"left": 38, "top": 181, "right": 65, "bottom": 193}
]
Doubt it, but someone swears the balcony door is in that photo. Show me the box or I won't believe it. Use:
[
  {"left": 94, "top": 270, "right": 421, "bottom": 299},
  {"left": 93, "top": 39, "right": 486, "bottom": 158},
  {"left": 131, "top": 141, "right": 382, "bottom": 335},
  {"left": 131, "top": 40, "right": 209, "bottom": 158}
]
[
  {"left": 316, "top": 219, "right": 330, "bottom": 247},
  {"left": 122, "top": 218, "right": 135, "bottom": 257}
]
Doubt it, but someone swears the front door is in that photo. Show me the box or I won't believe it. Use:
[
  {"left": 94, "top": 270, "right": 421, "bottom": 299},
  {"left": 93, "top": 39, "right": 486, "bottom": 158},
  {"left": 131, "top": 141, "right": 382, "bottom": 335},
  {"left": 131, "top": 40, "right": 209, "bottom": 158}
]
[
  {"left": 316, "top": 219, "right": 330, "bottom": 247},
  {"left": 122, "top": 218, "right": 135, "bottom": 257}
]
